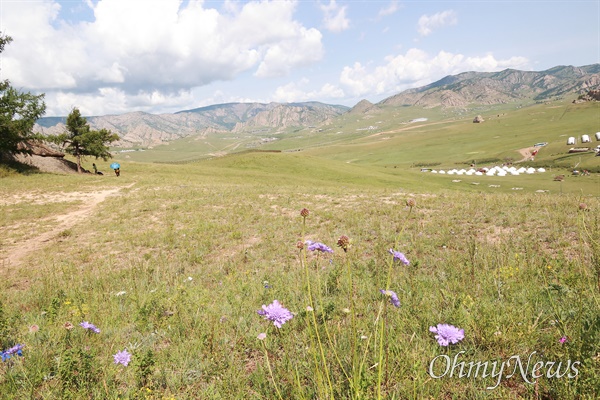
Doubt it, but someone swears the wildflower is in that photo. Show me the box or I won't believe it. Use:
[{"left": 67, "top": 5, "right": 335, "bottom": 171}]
[
  {"left": 300, "top": 208, "right": 310, "bottom": 218},
  {"left": 257, "top": 300, "right": 294, "bottom": 328},
  {"left": 29, "top": 325, "right": 39, "bottom": 333},
  {"left": 337, "top": 235, "right": 351, "bottom": 252},
  {"left": 115, "top": 291, "right": 127, "bottom": 297},
  {"left": 379, "top": 289, "right": 401, "bottom": 308},
  {"left": 429, "top": 324, "right": 465, "bottom": 346},
  {"left": 296, "top": 241, "right": 305, "bottom": 250},
  {"left": 64, "top": 322, "right": 74, "bottom": 330},
  {"left": 113, "top": 349, "right": 132, "bottom": 366},
  {"left": 389, "top": 249, "right": 409, "bottom": 265},
  {"left": 579, "top": 203, "right": 588, "bottom": 211},
  {"left": 342, "top": 308, "right": 350, "bottom": 314},
  {"left": 306, "top": 306, "right": 314, "bottom": 312},
  {"left": 559, "top": 336, "right": 568, "bottom": 344},
  {"left": 79, "top": 321, "right": 100, "bottom": 333},
  {"left": 1, "top": 344, "right": 24, "bottom": 362},
  {"left": 257, "top": 333, "right": 267, "bottom": 341},
  {"left": 306, "top": 241, "right": 334, "bottom": 253},
  {"left": 406, "top": 198, "right": 416, "bottom": 208}
]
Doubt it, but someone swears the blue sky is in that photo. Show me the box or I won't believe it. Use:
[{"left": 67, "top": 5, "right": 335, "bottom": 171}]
[{"left": 1, "top": 0, "right": 598, "bottom": 116}]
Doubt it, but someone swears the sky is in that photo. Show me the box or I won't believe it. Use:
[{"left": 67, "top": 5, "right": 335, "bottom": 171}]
[{"left": 1, "top": 0, "right": 599, "bottom": 117}]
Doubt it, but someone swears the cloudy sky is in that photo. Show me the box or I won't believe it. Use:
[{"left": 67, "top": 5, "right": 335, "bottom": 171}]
[{"left": 1, "top": 0, "right": 598, "bottom": 116}]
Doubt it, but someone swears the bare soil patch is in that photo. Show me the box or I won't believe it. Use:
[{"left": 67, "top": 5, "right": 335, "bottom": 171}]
[{"left": 1, "top": 184, "right": 135, "bottom": 269}]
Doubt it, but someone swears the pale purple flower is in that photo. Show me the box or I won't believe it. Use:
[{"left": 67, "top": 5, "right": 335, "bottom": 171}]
[
  {"left": 559, "top": 336, "right": 568, "bottom": 344},
  {"left": 113, "top": 350, "right": 131, "bottom": 366},
  {"left": 429, "top": 324, "right": 464, "bottom": 346},
  {"left": 257, "top": 333, "right": 267, "bottom": 341},
  {"left": 1, "top": 344, "right": 24, "bottom": 362},
  {"left": 257, "top": 300, "right": 294, "bottom": 328},
  {"left": 379, "top": 289, "right": 401, "bottom": 307},
  {"left": 79, "top": 321, "right": 100, "bottom": 333},
  {"left": 306, "top": 241, "right": 334, "bottom": 253},
  {"left": 389, "top": 249, "right": 409, "bottom": 265}
]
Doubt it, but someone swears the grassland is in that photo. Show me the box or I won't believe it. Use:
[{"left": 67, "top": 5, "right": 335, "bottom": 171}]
[
  {"left": 116, "top": 100, "right": 600, "bottom": 174},
  {"left": 1, "top": 152, "right": 600, "bottom": 399},
  {"left": 1, "top": 99, "right": 599, "bottom": 399}
]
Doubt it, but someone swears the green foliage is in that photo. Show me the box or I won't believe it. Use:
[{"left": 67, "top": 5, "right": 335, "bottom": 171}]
[
  {"left": 135, "top": 349, "right": 156, "bottom": 389},
  {"left": 0, "top": 33, "right": 46, "bottom": 155},
  {"left": 50, "top": 107, "right": 119, "bottom": 172}
]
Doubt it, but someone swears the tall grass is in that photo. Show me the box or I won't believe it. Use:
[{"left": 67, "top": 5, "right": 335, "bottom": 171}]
[{"left": 1, "top": 159, "right": 599, "bottom": 399}]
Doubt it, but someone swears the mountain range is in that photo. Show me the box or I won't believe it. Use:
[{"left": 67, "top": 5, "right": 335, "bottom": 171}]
[{"left": 34, "top": 64, "right": 600, "bottom": 147}]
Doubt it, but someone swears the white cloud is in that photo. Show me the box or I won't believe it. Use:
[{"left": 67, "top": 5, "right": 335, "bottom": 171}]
[
  {"left": 320, "top": 0, "right": 350, "bottom": 33},
  {"left": 377, "top": 1, "right": 401, "bottom": 19},
  {"left": 417, "top": 10, "right": 458, "bottom": 36},
  {"left": 272, "top": 79, "right": 345, "bottom": 103},
  {"left": 1, "top": 0, "right": 324, "bottom": 114},
  {"left": 339, "top": 49, "right": 530, "bottom": 98}
]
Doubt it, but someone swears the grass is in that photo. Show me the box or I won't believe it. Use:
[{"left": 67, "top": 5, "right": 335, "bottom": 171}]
[{"left": 1, "top": 155, "right": 599, "bottom": 399}]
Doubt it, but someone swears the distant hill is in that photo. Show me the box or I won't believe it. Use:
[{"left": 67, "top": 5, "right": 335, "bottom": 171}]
[
  {"left": 34, "top": 64, "right": 599, "bottom": 147},
  {"left": 379, "top": 64, "right": 600, "bottom": 108},
  {"left": 35, "top": 102, "right": 349, "bottom": 147}
]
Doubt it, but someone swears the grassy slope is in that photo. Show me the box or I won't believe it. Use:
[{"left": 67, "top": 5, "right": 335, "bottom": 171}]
[
  {"left": 1, "top": 99, "right": 599, "bottom": 399},
  {"left": 1, "top": 159, "right": 599, "bottom": 399}
]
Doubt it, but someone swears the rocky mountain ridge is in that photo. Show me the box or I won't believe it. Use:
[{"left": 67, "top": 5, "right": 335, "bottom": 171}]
[
  {"left": 35, "top": 102, "right": 349, "bottom": 147},
  {"left": 34, "top": 64, "right": 599, "bottom": 147},
  {"left": 378, "top": 64, "right": 600, "bottom": 109}
]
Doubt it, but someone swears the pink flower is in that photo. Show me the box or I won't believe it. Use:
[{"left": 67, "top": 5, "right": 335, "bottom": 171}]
[{"left": 559, "top": 336, "right": 567, "bottom": 344}]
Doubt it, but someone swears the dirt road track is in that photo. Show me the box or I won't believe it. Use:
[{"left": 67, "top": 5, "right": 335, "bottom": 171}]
[{"left": 1, "top": 183, "right": 135, "bottom": 269}]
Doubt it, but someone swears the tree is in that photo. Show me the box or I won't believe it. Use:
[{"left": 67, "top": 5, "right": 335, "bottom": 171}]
[
  {"left": 52, "top": 107, "right": 119, "bottom": 173},
  {"left": 0, "top": 33, "right": 47, "bottom": 155}
]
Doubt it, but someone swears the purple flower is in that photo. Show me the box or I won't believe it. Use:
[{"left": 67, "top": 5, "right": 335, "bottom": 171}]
[
  {"left": 306, "top": 241, "right": 334, "bottom": 253},
  {"left": 379, "top": 289, "right": 401, "bottom": 307},
  {"left": 79, "top": 321, "right": 100, "bottom": 333},
  {"left": 429, "top": 324, "right": 464, "bottom": 346},
  {"left": 113, "top": 350, "right": 132, "bottom": 366},
  {"left": 257, "top": 300, "right": 294, "bottom": 328},
  {"left": 559, "top": 336, "right": 568, "bottom": 344},
  {"left": 1, "top": 344, "right": 24, "bottom": 362},
  {"left": 389, "top": 249, "right": 409, "bottom": 265}
]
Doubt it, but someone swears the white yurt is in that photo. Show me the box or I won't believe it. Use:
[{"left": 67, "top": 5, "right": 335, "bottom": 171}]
[
  {"left": 596, "top": 132, "right": 600, "bottom": 141},
  {"left": 582, "top": 134, "right": 591, "bottom": 143},
  {"left": 567, "top": 137, "right": 576, "bottom": 145}
]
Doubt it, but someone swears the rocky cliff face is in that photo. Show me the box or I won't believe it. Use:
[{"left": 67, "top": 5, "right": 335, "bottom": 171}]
[
  {"left": 35, "top": 102, "right": 349, "bottom": 147},
  {"left": 379, "top": 65, "right": 600, "bottom": 108}
]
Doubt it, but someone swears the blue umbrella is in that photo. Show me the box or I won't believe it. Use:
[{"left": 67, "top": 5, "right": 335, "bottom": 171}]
[{"left": 110, "top": 162, "right": 120, "bottom": 170}]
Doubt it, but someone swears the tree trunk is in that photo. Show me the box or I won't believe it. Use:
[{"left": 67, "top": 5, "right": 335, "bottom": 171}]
[{"left": 76, "top": 148, "right": 81, "bottom": 173}]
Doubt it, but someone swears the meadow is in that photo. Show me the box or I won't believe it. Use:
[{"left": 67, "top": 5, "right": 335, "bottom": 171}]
[
  {"left": 1, "top": 99, "right": 599, "bottom": 399},
  {"left": 1, "top": 153, "right": 599, "bottom": 399}
]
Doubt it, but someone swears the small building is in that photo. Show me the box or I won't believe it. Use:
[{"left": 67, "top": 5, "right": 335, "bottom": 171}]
[
  {"left": 567, "top": 137, "right": 576, "bottom": 145},
  {"left": 582, "top": 134, "right": 591, "bottom": 143},
  {"left": 596, "top": 132, "right": 600, "bottom": 141}
]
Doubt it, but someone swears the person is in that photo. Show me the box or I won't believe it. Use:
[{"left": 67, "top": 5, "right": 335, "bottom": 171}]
[
  {"left": 114, "top": 167, "right": 120, "bottom": 177},
  {"left": 92, "top": 163, "right": 103, "bottom": 175}
]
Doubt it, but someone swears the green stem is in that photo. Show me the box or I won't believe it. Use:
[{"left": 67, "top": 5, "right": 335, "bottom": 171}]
[{"left": 262, "top": 340, "right": 284, "bottom": 400}]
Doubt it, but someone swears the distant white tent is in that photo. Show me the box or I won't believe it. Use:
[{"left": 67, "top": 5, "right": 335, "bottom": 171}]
[
  {"left": 596, "top": 132, "right": 600, "bottom": 141},
  {"left": 567, "top": 137, "right": 576, "bottom": 145},
  {"left": 582, "top": 134, "right": 591, "bottom": 143}
]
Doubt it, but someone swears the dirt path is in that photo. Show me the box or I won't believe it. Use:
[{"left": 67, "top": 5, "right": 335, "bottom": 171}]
[
  {"left": 517, "top": 147, "right": 537, "bottom": 162},
  {"left": 1, "top": 183, "right": 135, "bottom": 268}
]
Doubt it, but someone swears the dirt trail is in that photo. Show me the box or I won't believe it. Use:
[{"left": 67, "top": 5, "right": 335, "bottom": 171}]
[
  {"left": 1, "top": 183, "right": 135, "bottom": 268},
  {"left": 517, "top": 147, "right": 537, "bottom": 162}
]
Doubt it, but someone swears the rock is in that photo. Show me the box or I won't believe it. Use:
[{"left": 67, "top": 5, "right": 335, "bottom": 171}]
[{"left": 473, "top": 115, "right": 484, "bottom": 123}]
